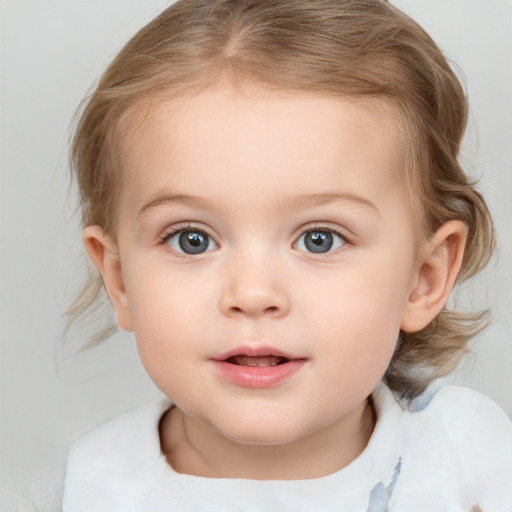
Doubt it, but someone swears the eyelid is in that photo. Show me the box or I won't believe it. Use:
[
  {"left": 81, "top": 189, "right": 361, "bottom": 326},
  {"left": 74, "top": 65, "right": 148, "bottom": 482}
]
[
  {"left": 292, "top": 223, "right": 352, "bottom": 254},
  {"left": 160, "top": 222, "right": 219, "bottom": 247},
  {"left": 295, "top": 223, "right": 351, "bottom": 243},
  {"left": 158, "top": 221, "right": 352, "bottom": 253}
]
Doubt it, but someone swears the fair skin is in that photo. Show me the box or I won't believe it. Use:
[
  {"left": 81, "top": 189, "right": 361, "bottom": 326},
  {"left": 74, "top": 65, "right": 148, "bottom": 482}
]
[{"left": 84, "top": 85, "right": 466, "bottom": 480}]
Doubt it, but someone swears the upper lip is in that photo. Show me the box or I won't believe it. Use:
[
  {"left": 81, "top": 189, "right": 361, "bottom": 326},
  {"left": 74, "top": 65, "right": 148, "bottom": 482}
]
[{"left": 213, "top": 345, "right": 302, "bottom": 362}]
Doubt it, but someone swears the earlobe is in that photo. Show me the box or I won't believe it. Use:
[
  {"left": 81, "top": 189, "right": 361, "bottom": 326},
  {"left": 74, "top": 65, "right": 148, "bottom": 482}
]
[
  {"left": 82, "top": 226, "right": 133, "bottom": 332},
  {"left": 400, "top": 220, "right": 467, "bottom": 333}
]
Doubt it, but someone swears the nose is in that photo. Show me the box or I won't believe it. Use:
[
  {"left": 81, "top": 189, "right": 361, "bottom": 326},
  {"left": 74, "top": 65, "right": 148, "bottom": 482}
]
[{"left": 219, "top": 254, "right": 291, "bottom": 319}]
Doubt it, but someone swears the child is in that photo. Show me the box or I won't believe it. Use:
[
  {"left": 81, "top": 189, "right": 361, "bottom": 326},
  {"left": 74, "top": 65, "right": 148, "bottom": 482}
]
[{"left": 63, "top": 0, "right": 512, "bottom": 510}]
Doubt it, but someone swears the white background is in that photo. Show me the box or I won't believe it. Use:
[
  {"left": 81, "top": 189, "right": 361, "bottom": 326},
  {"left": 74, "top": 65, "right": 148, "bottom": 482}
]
[{"left": 1, "top": 1, "right": 511, "bottom": 510}]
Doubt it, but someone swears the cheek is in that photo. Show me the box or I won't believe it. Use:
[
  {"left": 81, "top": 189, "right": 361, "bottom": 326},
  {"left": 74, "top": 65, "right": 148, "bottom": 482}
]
[
  {"left": 304, "top": 286, "right": 402, "bottom": 402},
  {"left": 121, "top": 261, "right": 198, "bottom": 368},
  {"left": 130, "top": 297, "right": 203, "bottom": 400},
  {"left": 310, "top": 254, "right": 412, "bottom": 321},
  {"left": 301, "top": 250, "right": 414, "bottom": 358}
]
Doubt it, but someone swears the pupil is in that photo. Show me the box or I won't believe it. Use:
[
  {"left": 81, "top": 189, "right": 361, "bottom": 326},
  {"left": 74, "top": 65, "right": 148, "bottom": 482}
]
[
  {"left": 189, "top": 234, "right": 201, "bottom": 246},
  {"left": 305, "top": 231, "right": 333, "bottom": 253},
  {"left": 179, "top": 231, "right": 208, "bottom": 254}
]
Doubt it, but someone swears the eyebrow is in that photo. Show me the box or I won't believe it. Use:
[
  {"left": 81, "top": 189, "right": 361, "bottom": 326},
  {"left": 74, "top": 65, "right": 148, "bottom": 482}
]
[
  {"left": 139, "top": 193, "right": 207, "bottom": 215},
  {"left": 139, "top": 191, "right": 379, "bottom": 216},
  {"left": 282, "top": 193, "right": 379, "bottom": 215}
]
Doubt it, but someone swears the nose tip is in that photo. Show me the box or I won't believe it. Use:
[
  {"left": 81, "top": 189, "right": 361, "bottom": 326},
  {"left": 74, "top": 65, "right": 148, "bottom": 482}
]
[{"left": 219, "top": 264, "right": 291, "bottom": 319}]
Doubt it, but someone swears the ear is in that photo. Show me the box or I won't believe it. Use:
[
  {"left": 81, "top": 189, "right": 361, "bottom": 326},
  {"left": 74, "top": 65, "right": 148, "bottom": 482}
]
[
  {"left": 83, "top": 225, "right": 133, "bottom": 332},
  {"left": 400, "top": 220, "right": 467, "bottom": 333}
]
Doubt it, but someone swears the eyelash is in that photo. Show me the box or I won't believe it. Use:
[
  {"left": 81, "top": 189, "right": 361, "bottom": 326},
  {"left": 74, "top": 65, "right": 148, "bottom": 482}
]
[
  {"left": 159, "top": 222, "right": 215, "bottom": 245},
  {"left": 159, "top": 223, "right": 351, "bottom": 254},
  {"left": 294, "top": 224, "right": 350, "bottom": 251},
  {"left": 298, "top": 224, "right": 349, "bottom": 242}
]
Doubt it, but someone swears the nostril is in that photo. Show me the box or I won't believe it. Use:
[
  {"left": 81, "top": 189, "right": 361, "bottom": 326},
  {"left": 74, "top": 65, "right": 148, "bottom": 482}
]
[
  {"left": 220, "top": 286, "right": 290, "bottom": 318},
  {"left": 227, "top": 304, "right": 281, "bottom": 316}
]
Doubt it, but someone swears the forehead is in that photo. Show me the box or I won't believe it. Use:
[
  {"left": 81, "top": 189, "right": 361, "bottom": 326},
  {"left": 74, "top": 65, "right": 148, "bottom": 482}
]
[{"left": 116, "top": 86, "right": 404, "bottom": 216}]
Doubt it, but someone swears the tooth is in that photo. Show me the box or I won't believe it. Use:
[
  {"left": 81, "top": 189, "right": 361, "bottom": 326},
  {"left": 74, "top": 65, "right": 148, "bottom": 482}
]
[{"left": 228, "top": 355, "right": 287, "bottom": 367}]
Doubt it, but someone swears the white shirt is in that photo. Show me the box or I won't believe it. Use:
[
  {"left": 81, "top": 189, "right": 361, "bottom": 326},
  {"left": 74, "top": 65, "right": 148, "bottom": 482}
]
[{"left": 63, "top": 384, "right": 512, "bottom": 511}]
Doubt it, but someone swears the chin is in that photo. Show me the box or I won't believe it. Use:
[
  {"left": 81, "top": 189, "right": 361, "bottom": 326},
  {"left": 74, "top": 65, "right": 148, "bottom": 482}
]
[
  {"left": 216, "top": 418, "right": 311, "bottom": 447},
  {"left": 231, "top": 433, "right": 295, "bottom": 446}
]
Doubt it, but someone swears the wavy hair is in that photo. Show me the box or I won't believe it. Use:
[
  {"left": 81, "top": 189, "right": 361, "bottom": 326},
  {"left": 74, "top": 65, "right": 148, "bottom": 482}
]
[{"left": 69, "top": 0, "right": 495, "bottom": 398}]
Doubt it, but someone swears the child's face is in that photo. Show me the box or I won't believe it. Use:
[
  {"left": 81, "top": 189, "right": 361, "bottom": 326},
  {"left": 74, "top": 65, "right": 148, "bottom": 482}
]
[{"left": 109, "top": 86, "right": 422, "bottom": 445}]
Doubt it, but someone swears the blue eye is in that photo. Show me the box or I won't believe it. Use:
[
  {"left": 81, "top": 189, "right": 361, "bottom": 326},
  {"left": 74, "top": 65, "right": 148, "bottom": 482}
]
[
  {"left": 294, "top": 229, "right": 346, "bottom": 254},
  {"left": 166, "top": 230, "right": 218, "bottom": 255}
]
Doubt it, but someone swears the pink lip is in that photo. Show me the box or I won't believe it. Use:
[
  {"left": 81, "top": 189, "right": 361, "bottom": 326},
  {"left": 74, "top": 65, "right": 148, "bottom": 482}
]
[
  {"left": 212, "top": 345, "right": 306, "bottom": 389},
  {"left": 214, "top": 345, "right": 300, "bottom": 361}
]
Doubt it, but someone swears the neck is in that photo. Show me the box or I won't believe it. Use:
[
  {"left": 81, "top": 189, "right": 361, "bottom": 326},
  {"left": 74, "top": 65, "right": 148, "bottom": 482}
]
[{"left": 160, "top": 398, "right": 375, "bottom": 480}]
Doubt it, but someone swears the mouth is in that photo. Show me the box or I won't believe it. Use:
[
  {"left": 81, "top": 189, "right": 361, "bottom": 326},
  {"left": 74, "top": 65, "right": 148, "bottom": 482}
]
[
  {"left": 225, "top": 355, "right": 290, "bottom": 367},
  {"left": 212, "top": 346, "right": 306, "bottom": 388}
]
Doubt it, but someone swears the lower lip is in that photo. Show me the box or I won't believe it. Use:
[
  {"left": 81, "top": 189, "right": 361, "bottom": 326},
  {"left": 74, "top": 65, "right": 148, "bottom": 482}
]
[{"left": 212, "top": 359, "right": 306, "bottom": 388}]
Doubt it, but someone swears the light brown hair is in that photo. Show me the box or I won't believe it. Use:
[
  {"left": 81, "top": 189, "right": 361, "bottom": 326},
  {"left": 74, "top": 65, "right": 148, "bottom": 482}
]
[{"left": 69, "top": 0, "right": 494, "bottom": 398}]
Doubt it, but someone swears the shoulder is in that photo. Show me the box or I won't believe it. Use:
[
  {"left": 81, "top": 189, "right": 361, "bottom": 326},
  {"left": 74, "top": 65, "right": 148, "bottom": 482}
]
[
  {"left": 403, "top": 384, "right": 512, "bottom": 462},
  {"left": 390, "top": 385, "right": 512, "bottom": 511},
  {"left": 67, "top": 398, "right": 170, "bottom": 468},
  {"left": 408, "top": 385, "right": 512, "bottom": 443},
  {"left": 63, "top": 398, "right": 171, "bottom": 512}
]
